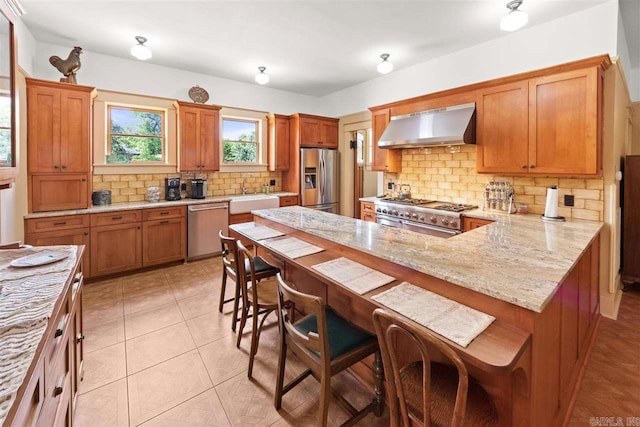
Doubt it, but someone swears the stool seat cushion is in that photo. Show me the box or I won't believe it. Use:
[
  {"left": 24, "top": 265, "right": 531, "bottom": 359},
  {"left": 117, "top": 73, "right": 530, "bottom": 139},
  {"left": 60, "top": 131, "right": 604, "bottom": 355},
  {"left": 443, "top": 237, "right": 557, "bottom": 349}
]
[
  {"left": 248, "top": 256, "right": 280, "bottom": 275},
  {"left": 400, "top": 362, "right": 498, "bottom": 427},
  {"left": 294, "top": 308, "right": 375, "bottom": 360}
]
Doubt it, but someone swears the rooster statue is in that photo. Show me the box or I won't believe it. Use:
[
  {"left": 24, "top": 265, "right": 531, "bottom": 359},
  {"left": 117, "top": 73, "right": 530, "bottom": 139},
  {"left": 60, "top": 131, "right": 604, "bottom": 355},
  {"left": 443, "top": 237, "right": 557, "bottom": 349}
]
[{"left": 49, "top": 46, "right": 82, "bottom": 84}]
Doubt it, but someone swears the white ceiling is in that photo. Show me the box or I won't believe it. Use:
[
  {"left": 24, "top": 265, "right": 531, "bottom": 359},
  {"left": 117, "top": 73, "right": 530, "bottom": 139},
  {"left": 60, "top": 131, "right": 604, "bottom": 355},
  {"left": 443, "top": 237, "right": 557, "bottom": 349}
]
[{"left": 21, "top": 0, "right": 615, "bottom": 97}]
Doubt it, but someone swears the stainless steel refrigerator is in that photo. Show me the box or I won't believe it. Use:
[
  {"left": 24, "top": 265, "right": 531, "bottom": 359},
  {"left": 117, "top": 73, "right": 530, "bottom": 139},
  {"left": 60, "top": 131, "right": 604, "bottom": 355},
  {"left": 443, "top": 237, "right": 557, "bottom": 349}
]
[{"left": 300, "top": 148, "right": 339, "bottom": 213}]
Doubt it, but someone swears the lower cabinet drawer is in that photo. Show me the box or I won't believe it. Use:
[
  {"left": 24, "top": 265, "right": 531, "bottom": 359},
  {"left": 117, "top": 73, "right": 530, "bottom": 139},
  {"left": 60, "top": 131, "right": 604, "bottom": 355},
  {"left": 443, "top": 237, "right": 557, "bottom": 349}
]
[
  {"left": 25, "top": 215, "right": 89, "bottom": 234},
  {"left": 91, "top": 210, "right": 142, "bottom": 227},
  {"left": 143, "top": 206, "right": 185, "bottom": 221},
  {"left": 279, "top": 196, "right": 298, "bottom": 207}
]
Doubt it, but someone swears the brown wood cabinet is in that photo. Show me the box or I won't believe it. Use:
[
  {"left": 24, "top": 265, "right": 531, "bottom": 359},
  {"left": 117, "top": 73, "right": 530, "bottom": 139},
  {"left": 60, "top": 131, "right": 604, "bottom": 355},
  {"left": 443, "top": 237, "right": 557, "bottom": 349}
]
[
  {"left": 370, "top": 109, "right": 401, "bottom": 172},
  {"left": 268, "top": 114, "right": 290, "bottom": 171},
  {"left": 279, "top": 195, "right": 298, "bottom": 207},
  {"left": 360, "top": 201, "right": 376, "bottom": 222},
  {"left": 142, "top": 216, "right": 186, "bottom": 267},
  {"left": 294, "top": 114, "right": 339, "bottom": 149},
  {"left": 91, "top": 222, "right": 142, "bottom": 277},
  {"left": 462, "top": 216, "right": 493, "bottom": 232},
  {"left": 26, "top": 78, "right": 95, "bottom": 212},
  {"left": 25, "top": 214, "right": 91, "bottom": 278},
  {"left": 176, "top": 101, "right": 221, "bottom": 172},
  {"left": 476, "top": 81, "right": 529, "bottom": 174}
]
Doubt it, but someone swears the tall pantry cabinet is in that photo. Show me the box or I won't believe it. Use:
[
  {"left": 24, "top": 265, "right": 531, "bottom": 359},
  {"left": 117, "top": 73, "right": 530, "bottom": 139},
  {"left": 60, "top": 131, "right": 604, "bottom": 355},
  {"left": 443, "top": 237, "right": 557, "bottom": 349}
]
[{"left": 26, "top": 78, "right": 96, "bottom": 212}]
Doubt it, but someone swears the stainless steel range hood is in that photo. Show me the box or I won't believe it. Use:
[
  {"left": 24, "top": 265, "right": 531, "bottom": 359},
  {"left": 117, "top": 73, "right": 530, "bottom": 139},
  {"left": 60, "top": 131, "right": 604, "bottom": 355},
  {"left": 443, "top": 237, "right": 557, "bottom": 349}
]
[{"left": 378, "top": 102, "right": 476, "bottom": 148}]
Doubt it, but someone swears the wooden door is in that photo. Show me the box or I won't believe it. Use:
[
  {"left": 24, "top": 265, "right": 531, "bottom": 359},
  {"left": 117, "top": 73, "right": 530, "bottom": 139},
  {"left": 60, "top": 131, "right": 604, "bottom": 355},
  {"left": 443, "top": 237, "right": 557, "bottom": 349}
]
[
  {"left": 91, "top": 223, "right": 142, "bottom": 277},
  {"left": 27, "top": 85, "right": 61, "bottom": 173},
  {"left": 31, "top": 174, "right": 89, "bottom": 212},
  {"left": 320, "top": 120, "right": 339, "bottom": 149},
  {"left": 199, "top": 108, "right": 220, "bottom": 171},
  {"left": 59, "top": 89, "right": 90, "bottom": 173},
  {"left": 24, "top": 227, "right": 91, "bottom": 278},
  {"left": 476, "top": 81, "right": 529, "bottom": 174},
  {"left": 299, "top": 116, "right": 321, "bottom": 147},
  {"left": 269, "top": 115, "right": 290, "bottom": 171},
  {"left": 179, "top": 107, "right": 201, "bottom": 171},
  {"left": 142, "top": 217, "right": 186, "bottom": 267},
  {"left": 529, "top": 68, "right": 600, "bottom": 175},
  {"left": 371, "top": 109, "right": 401, "bottom": 172}
]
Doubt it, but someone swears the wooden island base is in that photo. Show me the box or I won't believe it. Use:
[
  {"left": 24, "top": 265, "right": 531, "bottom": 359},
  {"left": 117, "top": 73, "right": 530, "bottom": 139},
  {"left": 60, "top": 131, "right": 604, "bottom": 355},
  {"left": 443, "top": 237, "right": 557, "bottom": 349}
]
[{"left": 232, "top": 218, "right": 601, "bottom": 427}]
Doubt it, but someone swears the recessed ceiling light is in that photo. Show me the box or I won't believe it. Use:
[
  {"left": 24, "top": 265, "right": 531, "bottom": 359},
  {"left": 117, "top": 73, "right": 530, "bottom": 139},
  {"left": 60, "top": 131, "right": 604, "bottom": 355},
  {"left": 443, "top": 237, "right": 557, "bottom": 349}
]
[
  {"left": 131, "top": 36, "right": 152, "bottom": 60},
  {"left": 377, "top": 53, "right": 393, "bottom": 74},
  {"left": 500, "top": 0, "right": 528, "bottom": 32},
  {"left": 255, "top": 66, "right": 270, "bottom": 85}
]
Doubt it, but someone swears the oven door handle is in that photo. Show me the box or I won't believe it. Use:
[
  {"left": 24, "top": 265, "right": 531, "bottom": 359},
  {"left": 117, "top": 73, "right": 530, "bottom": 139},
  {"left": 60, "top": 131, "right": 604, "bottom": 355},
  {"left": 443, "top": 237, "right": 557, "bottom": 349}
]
[{"left": 402, "top": 220, "right": 461, "bottom": 236}]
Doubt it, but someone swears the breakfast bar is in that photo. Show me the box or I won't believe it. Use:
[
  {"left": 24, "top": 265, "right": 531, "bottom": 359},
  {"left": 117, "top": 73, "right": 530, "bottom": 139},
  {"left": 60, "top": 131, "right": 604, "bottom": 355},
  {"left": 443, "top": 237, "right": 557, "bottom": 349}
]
[{"left": 230, "top": 206, "right": 603, "bottom": 427}]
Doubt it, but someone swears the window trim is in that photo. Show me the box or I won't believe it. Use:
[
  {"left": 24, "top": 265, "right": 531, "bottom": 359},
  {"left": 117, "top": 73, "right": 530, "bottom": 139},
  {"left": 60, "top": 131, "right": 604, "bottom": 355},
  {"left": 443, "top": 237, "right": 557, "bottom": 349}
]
[
  {"left": 106, "top": 103, "right": 167, "bottom": 165},
  {"left": 221, "top": 115, "right": 262, "bottom": 165}
]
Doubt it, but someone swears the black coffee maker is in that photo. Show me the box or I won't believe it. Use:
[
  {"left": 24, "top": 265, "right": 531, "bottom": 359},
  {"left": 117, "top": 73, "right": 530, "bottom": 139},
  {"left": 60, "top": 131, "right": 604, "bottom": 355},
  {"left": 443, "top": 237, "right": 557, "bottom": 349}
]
[
  {"left": 165, "top": 177, "right": 181, "bottom": 201},
  {"left": 190, "top": 179, "right": 207, "bottom": 199}
]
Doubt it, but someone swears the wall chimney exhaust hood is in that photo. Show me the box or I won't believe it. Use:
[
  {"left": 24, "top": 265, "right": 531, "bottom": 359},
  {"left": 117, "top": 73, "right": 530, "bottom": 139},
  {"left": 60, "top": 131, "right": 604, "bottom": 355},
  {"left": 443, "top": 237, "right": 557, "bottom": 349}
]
[{"left": 378, "top": 103, "right": 476, "bottom": 149}]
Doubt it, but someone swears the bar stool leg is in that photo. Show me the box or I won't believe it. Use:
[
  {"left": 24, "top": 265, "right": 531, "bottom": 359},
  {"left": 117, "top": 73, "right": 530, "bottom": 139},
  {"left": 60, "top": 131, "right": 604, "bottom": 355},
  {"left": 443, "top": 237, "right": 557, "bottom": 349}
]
[
  {"left": 373, "top": 350, "right": 385, "bottom": 417},
  {"left": 218, "top": 268, "right": 228, "bottom": 313},
  {"left": 231, "top": 278, "right": 241, "bottom": 332}
]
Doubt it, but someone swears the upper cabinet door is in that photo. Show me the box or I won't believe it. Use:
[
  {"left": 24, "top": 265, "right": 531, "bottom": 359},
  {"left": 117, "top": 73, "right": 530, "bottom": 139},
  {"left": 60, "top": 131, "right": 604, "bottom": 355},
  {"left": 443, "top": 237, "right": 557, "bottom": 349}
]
[
  {"left": 199, "top": 108, "right": 220, "bottom": 171},
  {"left": 299, "top": 117, "right": 321, "bottom": 147},
  {"left": 268, "top": 115, "right": 290, "bottom": 171},
  {"left": 529, "top": 68, "right": 600, "bottom": 175},
  {"left": 27, "top": 85, "right": 61, "bottom": 173},
  {"left": 371, "top": 109, "right": 401, "bottom": 172},
  {"left": 179, "top": 107, "right": 201, "bottom": 171},
  {"left": 59, "top": 89, "right": 91, "bottom": 173},
  {"left": 476, "top": 81, "right": 529, "bottom": 174},
  {"left": 321, "top": 121, "right": 339, "bottom": 149}
]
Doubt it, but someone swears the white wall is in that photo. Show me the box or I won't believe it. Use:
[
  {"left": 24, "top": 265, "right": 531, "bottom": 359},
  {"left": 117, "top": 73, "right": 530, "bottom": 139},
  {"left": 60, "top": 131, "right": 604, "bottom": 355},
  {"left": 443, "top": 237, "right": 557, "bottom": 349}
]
[
  {"left": 318, "top": 0, "right": 620, "bottom": 117},
  {"left": 34, "top": 42, "right": 319, "bottom": 116},
  {"left": 0, "top": 1, "right": 36, "bottom": 244}
]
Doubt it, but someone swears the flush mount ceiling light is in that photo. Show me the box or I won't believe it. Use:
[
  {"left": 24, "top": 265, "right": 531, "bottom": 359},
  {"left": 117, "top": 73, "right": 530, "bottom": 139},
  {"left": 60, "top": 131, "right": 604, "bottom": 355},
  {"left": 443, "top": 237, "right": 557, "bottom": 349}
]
[
  {"left": 377, "top": 53, "right": 393, "bottom": 74},
  {"left": 500, "top": 0, "right": 528, "bottom": 32},
  {"left": 131, "top": 36, "right": 152, "bottom": 60},
  {"left": 255, "top": 66, "right": 270, "bottom": 85}
]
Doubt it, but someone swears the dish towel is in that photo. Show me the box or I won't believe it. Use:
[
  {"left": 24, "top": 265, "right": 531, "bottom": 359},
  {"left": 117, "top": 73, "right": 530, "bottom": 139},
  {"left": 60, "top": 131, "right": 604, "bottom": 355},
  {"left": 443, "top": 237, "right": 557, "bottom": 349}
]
[{"left": 372, "top": 282, "right": 495, "bottom": 348}]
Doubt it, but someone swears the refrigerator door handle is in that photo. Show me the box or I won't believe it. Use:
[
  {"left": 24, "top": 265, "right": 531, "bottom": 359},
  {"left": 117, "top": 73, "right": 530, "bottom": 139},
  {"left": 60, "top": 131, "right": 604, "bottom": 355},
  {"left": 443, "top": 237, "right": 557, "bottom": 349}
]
[{"left": 320, "top": 155, "right": 325, "bottom": 197}]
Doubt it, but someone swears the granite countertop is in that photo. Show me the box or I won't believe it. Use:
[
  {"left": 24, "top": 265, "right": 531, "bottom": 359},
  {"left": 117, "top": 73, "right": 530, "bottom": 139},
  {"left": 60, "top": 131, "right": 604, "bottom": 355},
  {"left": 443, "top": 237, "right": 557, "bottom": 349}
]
[
  {"left": 359, "top": 196, "right": 380, "bottom": 202},
  {"left": 0, "top": 246, "right": 79, "bottom": 424},
  {"left": 252, "top": 206, "right": 603, "bottom": 313},
  {"left": 24, "top": 192, "right": 298, "bottom": 219}
]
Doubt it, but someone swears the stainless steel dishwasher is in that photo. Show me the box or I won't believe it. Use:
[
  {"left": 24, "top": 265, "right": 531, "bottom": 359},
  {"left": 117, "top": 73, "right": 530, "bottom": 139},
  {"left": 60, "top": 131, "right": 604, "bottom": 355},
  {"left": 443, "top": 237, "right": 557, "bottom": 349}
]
[{"left": 187, "top": 202, "right": 229, "bottom": 259}]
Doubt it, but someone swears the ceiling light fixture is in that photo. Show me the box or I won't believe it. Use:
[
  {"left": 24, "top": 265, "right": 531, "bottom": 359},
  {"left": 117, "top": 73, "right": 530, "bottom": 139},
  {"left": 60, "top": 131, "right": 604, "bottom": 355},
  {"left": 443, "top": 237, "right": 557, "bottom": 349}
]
[
  {"left": 377, "top": 53, "right": 393, "bottom": 74},
  {"left": 131, "top": 36, "right": 152, "bottom": 60},
  {"left": 255, "top": 66, "right": 270, "bottom": 85},
  {"left": 500, "top": 0, "right": 528, "bottom": 32}
]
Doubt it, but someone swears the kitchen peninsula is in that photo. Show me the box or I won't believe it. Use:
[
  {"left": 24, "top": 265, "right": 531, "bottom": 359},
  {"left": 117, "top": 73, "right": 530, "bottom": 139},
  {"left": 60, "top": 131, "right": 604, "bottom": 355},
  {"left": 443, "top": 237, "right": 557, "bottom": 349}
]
[{"left": 242, "top": 206, "right": 602, "bottom": 426}]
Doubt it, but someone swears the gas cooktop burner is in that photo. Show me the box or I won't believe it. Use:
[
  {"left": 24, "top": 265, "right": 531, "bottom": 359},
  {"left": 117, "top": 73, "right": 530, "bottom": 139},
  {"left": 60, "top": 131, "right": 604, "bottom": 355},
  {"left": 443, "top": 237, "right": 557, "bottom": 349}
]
[
  {"left": 378, "top": 197, "right": 435, "bottom": 206},
  {"left": 431, "top": 203, "right": 478, "bottom": 212}
]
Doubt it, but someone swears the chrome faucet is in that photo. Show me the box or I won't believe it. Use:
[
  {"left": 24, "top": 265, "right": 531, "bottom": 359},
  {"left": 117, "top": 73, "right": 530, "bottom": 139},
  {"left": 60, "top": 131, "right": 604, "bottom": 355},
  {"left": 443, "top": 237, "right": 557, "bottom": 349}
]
[{"left": 242, "top": 173, "right": 254, "bottom": 195}]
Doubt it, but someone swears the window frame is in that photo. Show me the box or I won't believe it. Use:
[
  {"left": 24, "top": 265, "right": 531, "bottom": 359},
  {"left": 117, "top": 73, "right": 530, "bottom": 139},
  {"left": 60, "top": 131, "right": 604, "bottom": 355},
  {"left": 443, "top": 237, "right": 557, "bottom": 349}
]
[
  {"left": 106, "top": 104, "right": 167, "bottom": 165},
  {"left": 221, "top": 115, "right": 262, "bottom": 165}
]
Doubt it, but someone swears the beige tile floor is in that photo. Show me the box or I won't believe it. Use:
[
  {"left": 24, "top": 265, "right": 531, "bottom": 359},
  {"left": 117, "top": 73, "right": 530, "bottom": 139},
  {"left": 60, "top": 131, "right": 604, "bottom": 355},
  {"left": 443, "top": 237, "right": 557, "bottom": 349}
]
[{"left": 75, "top": 259, "right": 389, "bottom": 427}]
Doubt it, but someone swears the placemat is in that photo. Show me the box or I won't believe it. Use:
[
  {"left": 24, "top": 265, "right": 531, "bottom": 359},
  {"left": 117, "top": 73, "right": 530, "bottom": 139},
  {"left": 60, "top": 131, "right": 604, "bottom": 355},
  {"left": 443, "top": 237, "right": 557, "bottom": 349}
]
[
  {"left": 311, "top": 257, "right": 395, "bottom": 295},
  {"left": 372, "top": 282, "right": 495, "bottom": 348},
  {"left": 232, "top": 222, "right": 285, "bottom": 241},
  {"left": 262, "top": 237, "right": 324, "bottom": 259}
]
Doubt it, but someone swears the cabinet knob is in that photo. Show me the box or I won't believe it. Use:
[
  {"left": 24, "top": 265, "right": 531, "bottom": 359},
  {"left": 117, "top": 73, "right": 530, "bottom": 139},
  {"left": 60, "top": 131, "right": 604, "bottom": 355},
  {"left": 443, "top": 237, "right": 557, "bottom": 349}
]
[
  {"left": 53, "top": 165, "right": 59, "bottom": 169},
  {"left": 530, "top": 165, "right": 535, "bottom": 169},
  {"left": 61, "top": 165, "right": 67, "bottom": 169},
  {"left": 81, "top": 178, "right": 86, "bottom": 182},
  {"left": 54, "top": 328, "right": 63, "bottom": 338},
  {"left": 137, "top": 226, "right": 141, "bottom": 230},
  {"left": 77, "top": 333, "right": 85, "bottom": 343},
  {"left": 53, "top": 377, "right": 64, "bottom": 397},
  {"left": 521, "top": 165, "right": 527, "bottom": 169},
  {"left": 112, "top": 216, "right": 122, "bottom": 220}
]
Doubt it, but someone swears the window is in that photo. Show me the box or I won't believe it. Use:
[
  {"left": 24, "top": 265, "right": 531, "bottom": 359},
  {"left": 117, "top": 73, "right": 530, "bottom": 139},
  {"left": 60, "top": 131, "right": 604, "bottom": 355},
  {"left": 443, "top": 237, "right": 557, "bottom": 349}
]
[
  {"left": 107, "top": 106, "right": 165, "bottom": 164},
  {"left": 0, "top": 95, "right": 10, "bottom": 166},
  {"left": 222, "top": 117, "right": 259, "bottom": 164}
]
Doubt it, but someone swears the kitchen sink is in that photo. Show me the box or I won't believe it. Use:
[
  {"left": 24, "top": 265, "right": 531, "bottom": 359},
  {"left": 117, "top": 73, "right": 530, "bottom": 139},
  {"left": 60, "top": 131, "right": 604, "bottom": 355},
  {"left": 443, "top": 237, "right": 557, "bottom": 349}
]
[{"left": 228, "top": 194, "right": 280, "bottom": 214}]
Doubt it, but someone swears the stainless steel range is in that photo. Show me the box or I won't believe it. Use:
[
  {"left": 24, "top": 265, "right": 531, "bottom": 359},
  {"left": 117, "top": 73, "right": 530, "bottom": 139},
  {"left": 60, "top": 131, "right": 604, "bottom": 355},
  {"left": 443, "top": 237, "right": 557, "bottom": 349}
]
[{"left": 374, "top": 197, "right": 477, "bottom": 238}]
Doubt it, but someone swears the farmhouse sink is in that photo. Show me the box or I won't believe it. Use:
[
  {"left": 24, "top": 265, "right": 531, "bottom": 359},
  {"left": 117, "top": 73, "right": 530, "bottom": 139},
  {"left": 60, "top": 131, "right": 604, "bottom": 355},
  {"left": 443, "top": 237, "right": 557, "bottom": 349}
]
[{"left": 228, "top": 194, "right": 280, "bottom": 214}]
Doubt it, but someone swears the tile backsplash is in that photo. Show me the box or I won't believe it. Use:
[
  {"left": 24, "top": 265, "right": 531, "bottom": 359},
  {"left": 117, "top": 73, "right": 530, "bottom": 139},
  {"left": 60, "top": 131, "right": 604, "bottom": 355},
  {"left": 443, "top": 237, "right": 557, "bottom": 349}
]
[
  {"left": 383, "top": 146, "right": 604, "bottom": 221},
  {"left": 92, "top": 171, "right": 282, "bottom": 203}
]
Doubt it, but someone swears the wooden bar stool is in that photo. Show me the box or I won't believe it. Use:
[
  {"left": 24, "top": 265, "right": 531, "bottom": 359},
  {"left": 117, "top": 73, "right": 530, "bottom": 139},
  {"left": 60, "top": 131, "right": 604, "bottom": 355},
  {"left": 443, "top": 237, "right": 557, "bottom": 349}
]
[
  {"left": 274, "top": 273, "right": 380, "bottom": 426},
  {"left": 372, "top": 308, "right": 498, "bottom": 427},
  {"left": 218, "top": 230, "right": 280, "bottom": 332},
  {"left": 235, "top": 240, "right": 282, "bottom": 377}
]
